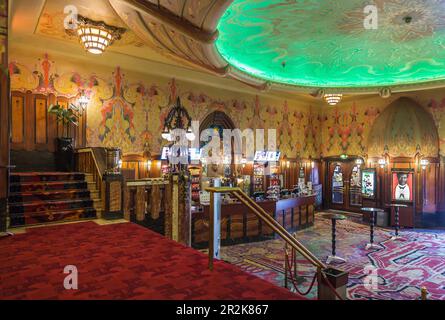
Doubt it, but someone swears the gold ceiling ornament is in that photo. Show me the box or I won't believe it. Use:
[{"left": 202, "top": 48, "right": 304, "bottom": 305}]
[
  {"left": 67, "top": 15, "right": 126, "bottom": 55},
  {"left": 323, "top": 94, "right": 343, "bottom": 106}
]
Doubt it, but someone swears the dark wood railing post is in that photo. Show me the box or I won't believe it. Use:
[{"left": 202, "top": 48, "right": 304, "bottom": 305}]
[{"left": 209, "top": 190, "right": 214, "bottom": 271}]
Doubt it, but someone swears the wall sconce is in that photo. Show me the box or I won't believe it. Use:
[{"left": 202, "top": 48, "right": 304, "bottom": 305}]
[
  {"left": 378, "top": 158, "right": 386, "bottom": 168},
  {"left": 241, "top": 158, "right": 247, "bottom": 169},
  {"left": 286, "top": 161, "right": 290, "bottom": 168},
  {"left": 310, "top": 161, "right": 315, "bottom": 169},
  {"left": 420, "top": 159, "right": 429, "bottom": 170},
  {"left": 146, "top": 160, "right": 152, "bottom": 170},
  {"left": 77, "top": 91, "right": 90, "bottom": 111}
]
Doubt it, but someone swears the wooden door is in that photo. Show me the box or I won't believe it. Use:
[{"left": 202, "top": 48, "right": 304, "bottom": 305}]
[
  {"left": 11, "top": 92, "right": 55, "bottom": 152},
  {"left": 329, "top": 162, "right": 347, "bottom": 210},
  {"left": 328, "top": 160, "right": 363, "bottom": 212}
]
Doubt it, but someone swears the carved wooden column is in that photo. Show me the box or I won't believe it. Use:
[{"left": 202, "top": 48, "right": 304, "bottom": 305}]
[
  {"left": 167, "top": 174, "right": 191, "bottom": 246},
  {"left": 123, "top": 186, "right": 131, "bottom": 221},
  {"left": 135, "top": 186, "right": 145, "bottom": 222},
  {"left": 149, "top": 185, "right": 161, "bottom": 220},
  {"left": 103, "top": 173, "right": 124, "bottom": 220},
  {"left": 0, "top": 0, "right": 9, "bottom": 233},
  {"left": 164, "top": 180, "right": 173, "bottom": 239}
]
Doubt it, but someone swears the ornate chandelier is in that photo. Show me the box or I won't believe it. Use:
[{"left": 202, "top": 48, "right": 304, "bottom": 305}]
[
  {"left": 324, "top": 94, "right": 343, "bottom": 106},
  {"left": 161, "top": 97, "right": 195, "bottom": 142},
  {"left": 71, "top": 16, "right": 126, "bottom": 55}
]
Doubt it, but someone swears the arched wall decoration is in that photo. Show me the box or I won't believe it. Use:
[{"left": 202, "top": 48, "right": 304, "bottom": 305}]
[
  {"left": 199, "top": 111, "right": 236, "bottom": 177},
  {"left": 199, "top": 110, "right": 236, "bottom": 134},
  {"left": 367, "top": 97, "right": 439, "bottom": 158}
]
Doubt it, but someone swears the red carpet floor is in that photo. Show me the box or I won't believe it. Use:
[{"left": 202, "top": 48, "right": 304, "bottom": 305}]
[{"left": 0, "top": 221, "right": 300, "bottom": 300}]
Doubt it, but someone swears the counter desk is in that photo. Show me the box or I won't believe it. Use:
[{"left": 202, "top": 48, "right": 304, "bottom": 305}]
[{"left": 192, "top": 195, "right": 315, "bottom": 248}]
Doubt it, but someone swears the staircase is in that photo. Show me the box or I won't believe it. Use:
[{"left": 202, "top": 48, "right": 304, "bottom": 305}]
[{"left": 8, "top": 172, "right": 102, "bottom": 228}]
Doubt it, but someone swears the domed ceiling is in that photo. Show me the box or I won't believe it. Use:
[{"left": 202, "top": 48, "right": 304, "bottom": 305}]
[
  {"left": 217, "top": 0, "right": 445, "bottom": 89},
  {"left": 109, "top": 0, "right": 445, "bottom": 94}
]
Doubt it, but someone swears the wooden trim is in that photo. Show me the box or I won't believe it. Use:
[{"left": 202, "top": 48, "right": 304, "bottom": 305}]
[{"left": 120, "top": 0, "right": 219, "bottom": 44}]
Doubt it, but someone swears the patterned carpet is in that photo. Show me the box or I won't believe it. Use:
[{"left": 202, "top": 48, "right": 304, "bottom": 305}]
[
  {"left": 0, "top": 221, "right": 300, "bottom": 300},
  {"left": 220, "top": 213, "right": 445, "bottom": 300}
]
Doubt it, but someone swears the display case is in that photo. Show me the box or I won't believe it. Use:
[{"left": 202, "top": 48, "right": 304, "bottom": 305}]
[
  {"left": 332, "top": 164, "right": 344, "bottom": 204},
  {"left": 361, "top": 168, "right": 376, "bottom": 200},
  {"left": 189, "top": 165, "right": 202, "bottom": 205},
  {"left": 349, "top": 165, "right": 362, "bottom": 206},
  {"left": 253, "top": 162, "right": 265, "bottom": 192}
]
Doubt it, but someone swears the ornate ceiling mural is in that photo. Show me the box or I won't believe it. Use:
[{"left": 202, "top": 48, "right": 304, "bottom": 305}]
[
  {"left": 110, "top": 0, "right": 445, "bottom": 94},
  {"left": 216, "top": 0, "right": 445, "bottom": 90}
]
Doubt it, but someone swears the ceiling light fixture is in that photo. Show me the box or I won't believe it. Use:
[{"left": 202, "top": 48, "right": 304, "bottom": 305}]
[
  {"left": 324, "top": 94, "right": 343, "bottom": 106},
  {"left": 68, "top": 15, "right": 126, "bottom": 55}
]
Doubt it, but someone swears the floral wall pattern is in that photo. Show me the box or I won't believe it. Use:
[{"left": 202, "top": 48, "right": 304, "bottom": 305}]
[
  {"left": 9, "top": 51, "right": 321, "bottom": 159},
  {"left": 9, "top": 50, "right": 445, "bottom": 159}
]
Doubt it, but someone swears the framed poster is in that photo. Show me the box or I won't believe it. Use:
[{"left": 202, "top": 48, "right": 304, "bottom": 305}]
[
  {"left": 361, "top": 169, "right": 376, "bottom": 199},
  {"left": 391, "top": 170, "right": 414, "bottom": 202}
]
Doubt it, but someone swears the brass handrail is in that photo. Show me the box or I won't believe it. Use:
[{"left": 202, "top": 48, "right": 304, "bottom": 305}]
[{"left": 205, "top": 187, "right": 326, "bottom": 271}]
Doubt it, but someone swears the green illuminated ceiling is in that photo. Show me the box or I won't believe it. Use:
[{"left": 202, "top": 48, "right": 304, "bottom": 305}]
[{"left": 216, "top": 0, "right": 445, "bottom": 89}]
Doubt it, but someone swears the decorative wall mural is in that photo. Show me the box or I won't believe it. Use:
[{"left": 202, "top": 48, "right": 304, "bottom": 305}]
[
  {"left": 322, "top": 104, "right": 366, "bottom": 156},
  {"left": 9, "top": 53, "right": 443, "bottom": 158},
  {"left": 216, "top": 0, "right": 445, "bottom": 88},
  {"left": 10, "top": 53, "right": 319, "bottom": 157}
]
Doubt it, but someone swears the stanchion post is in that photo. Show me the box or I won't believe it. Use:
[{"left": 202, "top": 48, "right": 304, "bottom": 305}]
[
  {"left": 421, "top": 287, "right": 428, "bottom": 300},
  {"left": 209, "top": 191, "right": 214, "bottom": 271}
]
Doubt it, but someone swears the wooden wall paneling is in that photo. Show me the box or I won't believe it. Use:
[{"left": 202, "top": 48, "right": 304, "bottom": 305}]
[
  {"left": 11, "top": 93, "right": 24, "bottom": 148},
  {"left": 47, "top": 94, "right": 57, "bottom": 152},
  {"left": 0, "top": 0, "right": 9, "bottom": 232},
  {"left": 24, "top": 91, "right": 34, "bottom": 151},
  {"left": 422, "top": 160, "right": 439, "bottom": 213},
  {"left": 34, "top": 96, "right": 48, "bottom": 148},
  {"left": 55, "top": 98, "right": 68, "bottom": 138}
]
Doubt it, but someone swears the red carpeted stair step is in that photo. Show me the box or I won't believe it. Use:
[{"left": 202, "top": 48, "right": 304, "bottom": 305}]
[
  {"left": 9, "top": 180, "right": 89, "bottom": 193},
  {"left": 9, "top": 189, "right": 92, "bottom": 203},
  {"left": 9, "top": 198, "right": 94, "bottom": 214},
  {"left": 8, "top": 171, "right": 98, "bottom": 228},
  {"left": 10, "top": 172, "right": 86, "bottom": 183},
  {"left": 9, "top": 207, "right": 97, "bottom": 227}
]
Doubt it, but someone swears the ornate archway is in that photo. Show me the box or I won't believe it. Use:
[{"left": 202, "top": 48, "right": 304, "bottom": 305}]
[{"left": 367, "top": 97, "right": 439, "bottom": 158}]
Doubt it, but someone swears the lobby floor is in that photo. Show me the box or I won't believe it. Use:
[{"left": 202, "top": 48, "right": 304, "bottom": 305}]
[{"left": 220, "top": 213, "right": 445, "bottom": 300}]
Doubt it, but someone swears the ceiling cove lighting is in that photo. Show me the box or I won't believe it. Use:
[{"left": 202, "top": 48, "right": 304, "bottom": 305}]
[
  {"left": 324, "top": 94, "right": 343, "bottom": 106},
  {"left": 72, "top": 16, "right": 126, "bottom": 55}
]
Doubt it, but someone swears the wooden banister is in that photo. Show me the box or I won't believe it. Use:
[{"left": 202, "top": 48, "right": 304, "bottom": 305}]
[{"left": 75, "top": 148, "right": 107, "bottom": 215}]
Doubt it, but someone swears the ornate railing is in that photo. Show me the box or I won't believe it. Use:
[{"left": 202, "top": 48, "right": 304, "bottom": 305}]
[{"left": 206, "top": 187, "right": 346, "bottom": 300}]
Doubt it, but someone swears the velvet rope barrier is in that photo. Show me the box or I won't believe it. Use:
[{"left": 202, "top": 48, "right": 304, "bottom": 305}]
[{"left": 285, "top": 246, "right": 345, "bottom": 300}]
